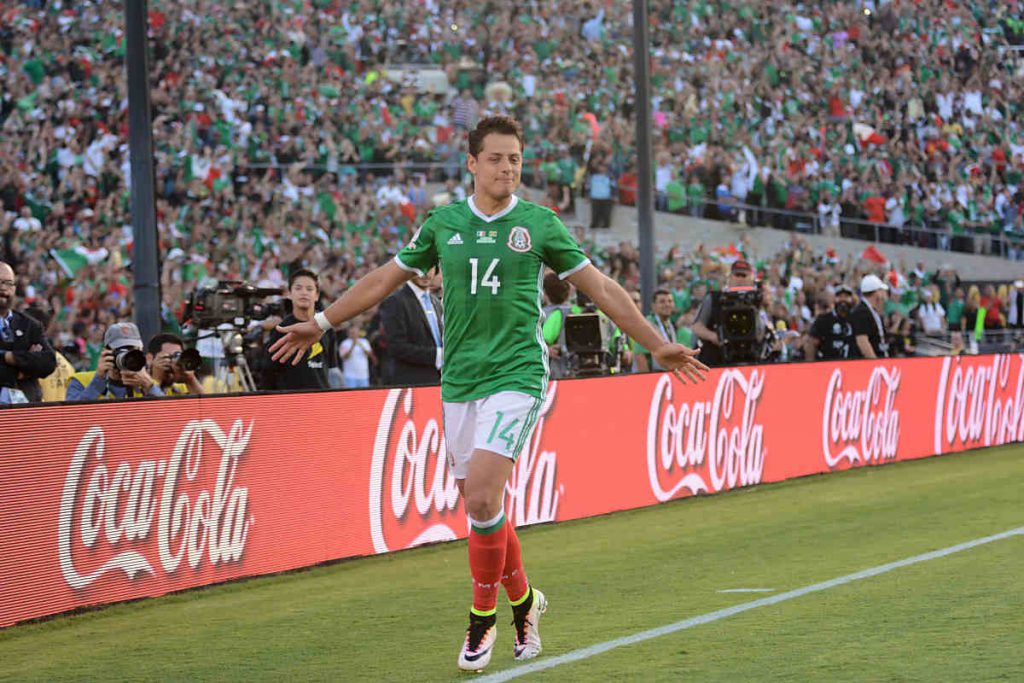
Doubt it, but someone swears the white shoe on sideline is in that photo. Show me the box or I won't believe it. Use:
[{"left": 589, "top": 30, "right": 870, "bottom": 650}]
[
  {"left": 512, "top": 588, "right": 547, "bottom": 661},
  {"left": 458, "top": 613, "right": 497, "bottom": 671}
]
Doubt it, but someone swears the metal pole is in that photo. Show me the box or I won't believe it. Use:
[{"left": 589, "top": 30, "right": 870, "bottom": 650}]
[
  {"left": 124, "top": 0, "right": 162, "bottom": 344},
  {"left": 632, "top": 0, "right": 656, "bottom": 315}
]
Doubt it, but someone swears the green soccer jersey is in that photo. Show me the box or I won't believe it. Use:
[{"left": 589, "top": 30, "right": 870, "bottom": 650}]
[{"left": 396, "top": 195, "right": 590, "bottom": 402}]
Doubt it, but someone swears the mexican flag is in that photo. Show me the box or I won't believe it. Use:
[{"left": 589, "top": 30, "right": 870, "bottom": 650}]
[{"left": 50, "top": 247, "right": 109, "bottom": 278}]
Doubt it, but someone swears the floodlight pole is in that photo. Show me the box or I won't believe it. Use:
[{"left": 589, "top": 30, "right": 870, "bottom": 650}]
[
  {"left": 124, "top": 0, "right": 162, "bottom": 344},
  {"left": 632, "top": 0, "right": 657, "bottom": 315}
]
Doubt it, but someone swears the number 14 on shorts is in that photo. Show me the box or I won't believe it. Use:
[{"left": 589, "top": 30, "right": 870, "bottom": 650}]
[{"left": 486, "top": 410, "right": 520, "bottom": 450}]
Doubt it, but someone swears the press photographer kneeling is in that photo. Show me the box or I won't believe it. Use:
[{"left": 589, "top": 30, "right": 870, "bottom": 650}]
[
  {"left": 691, "top": 260, "right": 773, "bottom": 367},
  {"left": 147, "top": 333, "right": 204, "bottom": 396},
  {"left": 66, "top": 323, "right": 164, "bottom": 400}
]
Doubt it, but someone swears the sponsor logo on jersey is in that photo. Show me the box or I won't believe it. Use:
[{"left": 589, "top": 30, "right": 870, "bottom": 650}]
[
  {"left": 508, "top": 226, "right": 532, "bottom": 253},
  {"left": 447, "top": 233, "right": 464, "bottom": 245},
  {"left": 476, "top": 230, "right": 497, "bottom": 244}
]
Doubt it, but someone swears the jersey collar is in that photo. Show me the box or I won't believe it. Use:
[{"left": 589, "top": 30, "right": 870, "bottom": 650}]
[{"left": 468, "top": 194, "right": 518, "bottom": 223}]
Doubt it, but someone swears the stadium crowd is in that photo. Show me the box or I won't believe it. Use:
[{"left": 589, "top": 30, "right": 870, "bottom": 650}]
[{"left": 1, "top": 0, "right": 1024, "bottom": 398}]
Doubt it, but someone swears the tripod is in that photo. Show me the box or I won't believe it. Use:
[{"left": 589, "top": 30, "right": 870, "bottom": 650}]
[
  {"left": 198, "top": 327, "right": 260, "bottom": 393},
  {"left": 223, "top": 349, "right": 258, "bottom": 392}
]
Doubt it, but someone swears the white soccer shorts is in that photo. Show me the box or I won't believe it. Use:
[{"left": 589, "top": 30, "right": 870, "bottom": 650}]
[{"left": 442, "top": 391, "right": 543, "bottom": 479}]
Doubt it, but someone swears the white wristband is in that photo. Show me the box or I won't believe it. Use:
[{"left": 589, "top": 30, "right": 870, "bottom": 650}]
[{"left": 314, "top": 311, "right": 334, "bottom": 332}]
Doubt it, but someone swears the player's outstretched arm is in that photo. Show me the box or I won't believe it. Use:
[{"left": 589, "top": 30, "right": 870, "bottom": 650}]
[
  {"left": 567, "top": 264, "right": 709, "bottom": 384},
  {"left": 269, "top": 261, "right": 414, "bottom": 365}
]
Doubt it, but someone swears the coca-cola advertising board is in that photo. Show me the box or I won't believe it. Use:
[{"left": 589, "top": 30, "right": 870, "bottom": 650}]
[{"left": 2, "top": 354, "right": 1021, "bottom": 627}]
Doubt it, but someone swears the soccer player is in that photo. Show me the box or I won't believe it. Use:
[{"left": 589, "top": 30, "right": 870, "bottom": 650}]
[{"left": 270, "top": 116, "right": 708, "bottom": 671}]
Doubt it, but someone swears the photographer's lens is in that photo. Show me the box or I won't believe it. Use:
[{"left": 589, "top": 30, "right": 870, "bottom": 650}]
[
  {"left": 115, "top": 348, "right": 147, "bottom": 372},
  {"left": 177, "top": 348, "right": 202, "bottom": 372}
]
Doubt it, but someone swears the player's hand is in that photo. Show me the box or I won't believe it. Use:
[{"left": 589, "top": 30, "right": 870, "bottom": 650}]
[
  {"left": 269, "top": 318, "right": 324, "bottom": 365},
  {"left": 653, "top": 343, "right": 709, "bottom": 385}
]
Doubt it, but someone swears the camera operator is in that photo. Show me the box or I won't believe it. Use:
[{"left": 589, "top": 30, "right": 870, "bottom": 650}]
[
  {"left": 850, "top": 275, "right": 890, "bottom": 359},
  {"left": 541, "top": 272, "right": 574, "bottom": 379},
  {"left": 805, "top": 285, "right": 857, "bottom": 361},
  {"left": 66, "top": 323, "right": 164, "bottom": 400},
  {"left": 264, "top": 268, "right": 337, "bottom": 390},
  {"left": 0, "top": 262, "right": 56, "bottom": 404},
  {"left": 147, "top": 333, "right": 204, "bottom": 396},
  {"left": 692, "top": 259, "right": 765, "bottom": 367}
]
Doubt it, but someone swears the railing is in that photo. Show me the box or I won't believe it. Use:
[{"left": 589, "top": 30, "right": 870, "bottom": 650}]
[
  {"left": 166, "top": 157, "right": 1024, "bottom": 260},
  {"left": 642, "top": 192, "right": 1024, "bottom": 260},
  {"left": 231, "top": 160, "right": 462, "bottom": 174},
  {"left": 912, "top": 328, "right": 1022, "bottom": 356}
]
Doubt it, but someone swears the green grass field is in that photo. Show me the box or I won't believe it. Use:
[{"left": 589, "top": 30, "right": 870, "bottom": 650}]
[{"left": 3, "top": 446, "right": 1022, "bottom": 682}]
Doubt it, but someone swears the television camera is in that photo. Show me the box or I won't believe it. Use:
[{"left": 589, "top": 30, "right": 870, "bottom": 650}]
[
  {"left": 183, "top": 281, "right": 285, "bottom": 328},
  {"left": 713, "top": 287, "right": 775, "bottom": 365},
  {"left": 563, "top": 294, "right": 624, "bottom": 377},
  {"left": 181, "top": 281, "right": 285, "bottom": 392}
]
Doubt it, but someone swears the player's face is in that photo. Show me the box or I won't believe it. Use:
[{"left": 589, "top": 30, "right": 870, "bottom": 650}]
[{"left": 468, "top": 134, "right": 522, "bottom": 201}]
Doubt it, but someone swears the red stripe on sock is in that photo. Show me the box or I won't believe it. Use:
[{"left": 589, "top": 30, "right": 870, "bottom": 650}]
[
  {"left": 501, "top": 518, "right": 529, "bottom": 603},
  {"left": 469, "top": 521, "right": 508, "bottom": 613}
]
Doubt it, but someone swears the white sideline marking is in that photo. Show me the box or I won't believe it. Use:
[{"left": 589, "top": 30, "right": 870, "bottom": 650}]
[
  {"left": 717, "top": 588, "right": 775, "bottom": 593},
  {"left": 480, "top": 526, "right": 1024, "bottom": 682}
]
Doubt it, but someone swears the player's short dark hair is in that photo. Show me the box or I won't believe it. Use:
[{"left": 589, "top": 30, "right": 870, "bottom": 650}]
[
  {"left": 652, "top": 288, "right": 673, "bottom": 302},
  {"left": 288, "top": 268, "right": 319, "bottom": 290},
  {"left": 468, "top": 116, "right": 525, "bottom": 157},
  {"left": 147, "top": 333, "right": 184, "bottom": 355},
  {"left": 543, "top": 272, "right": 571, "bottom": 305}
]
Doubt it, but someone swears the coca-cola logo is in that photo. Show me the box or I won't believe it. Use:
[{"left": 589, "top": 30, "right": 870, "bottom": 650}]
[
  {"left": 646, "top": 370, "right": 766, "bottom": 502},
  {"left": 822, "top": 367, "right": 900, "bottom": 468},
  {"left": 933, "top": 355, "right": 1024, "bottom": 451},
  {"left": 58, "top": 420, "right": 253, "bottom": 589},
  {"left": 370, "top": 385, "right": 561, "bottom": 554}
]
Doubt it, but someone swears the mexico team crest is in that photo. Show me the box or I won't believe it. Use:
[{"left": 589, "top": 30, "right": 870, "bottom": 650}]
[{"left": 508, "top": 226, "right": 531, "bottom": 253}]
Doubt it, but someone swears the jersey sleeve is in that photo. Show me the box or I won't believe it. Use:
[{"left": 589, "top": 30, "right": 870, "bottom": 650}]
[
  {"left": 541, "top": 213, "right": 590, "bottom": 280},
  {"left": 395, "top": 214, "right": 439, "bottom": 276}
]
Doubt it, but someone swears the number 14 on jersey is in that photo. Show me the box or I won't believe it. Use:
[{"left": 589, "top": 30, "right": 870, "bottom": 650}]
[{"left": 469, "top": 257, "right": 501, "bottom": 295}]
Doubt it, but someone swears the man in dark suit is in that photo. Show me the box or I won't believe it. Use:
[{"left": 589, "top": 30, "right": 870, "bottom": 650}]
[
  {"left": 0, "top": 262, "right": 56, "bottom": 404},
  {"left": 379, "top": 267, "right": 443, "bottom": 386}
]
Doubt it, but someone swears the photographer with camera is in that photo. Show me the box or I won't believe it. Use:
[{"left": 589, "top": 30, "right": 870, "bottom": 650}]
[
  {"left": 147, "top": 333, "right": 204, "bottom": 396},
  {"left": 805, "top": 285, "right": 857, "bottom": 361},
  {"left": 264, "top": 268, "right": 337, "bottom": 390},
  {"left": 692, "top": 260, "right": 767, "bottom": 367},
  {"left": 65, "top": 323, "right": 164, "bottom": 400},
  {"left": 0, "top": 262, "right": 56, "bottom": 404}
]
